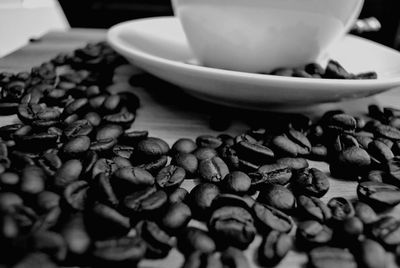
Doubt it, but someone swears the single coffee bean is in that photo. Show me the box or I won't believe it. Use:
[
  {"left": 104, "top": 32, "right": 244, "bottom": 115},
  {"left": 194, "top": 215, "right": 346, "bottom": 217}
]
[
  {"left": 220, "top": 247, "right": 250, "bottom": 268},
  {"left": 258, "top": 230, "right": 293, "bottom": 266},
  {"left": 327, "top": 197, "right": 355, "bottom": 223},
  {"left": 222, "top": 171, "right": 251, "bottom": 195},
  {"left": 60, "top": 213, "right": 91, "bottom": 255},
  {"left": 95, "top": 124, "right": 123, "bottom": 141},
  {"left": 29, "top": 231, "right": 67, "bottom": 262},
  {"left": 92, "top": 158, "right": 117, "bottom": 179},
  {"left": 211, "top": 194, "right": 255, "bottom": 211},
  {"left": 63, "top": 119, "right": 93, "bottom": 140},
  {"left": 373, "top": 124, "right": 400, "bottom": 140},
  {"left": 196, "top": 135, "right": 222, "bottom": 149},
  {"left": 208, "top": 206, "right": 256, "bottom": 249},
  {"left": 235, "top": 140, "right": 275, "bottom": 165},
  {"left": 168, "top": 187, "right": 188, "bottom": 204},
  {"left": 258, "top": 184, "right": 295, "bottom": 212},
  {"left": 136, "top": 220, "right": 176, "bottom": 258},
  {"left": 297, "top": 195, "right": 331, "bottom": 222},
  {"left": 92, "top": 236, "right": 146, "bottom": 265},
  {"left": 271, "top": 134, "right": 301, "bottom": 157},
  {"left": 325, "top": 113, "right": 357, "bottom": 133},
  {"left": 189, "top": 183, "right": 220, "bottom": 220},
  {"left": 330, "top": 146, "right": 371, "bottom": 179},
  {"left": 63, "top": 180, "right": 89, "bottom": 211},
  {"left": 123, "top": 189, "right": 167, "bottom": 219},
  {"left": 370, "top": 216, "right": 400, "bottom": 247},
  {"left": 357, "top": 181, "right": 400, "bottom": 210},
  {"left": 309, "top": 144, "right": 328, "bottom": 161},
  {"left": 172, "top": 153, "right": 198, "bottom": 176},
  {"left": 137, "top": 137, "right": 170, "bottom": 160},
  {"left": 368, "top": 140, "right": 394, "bottom": 163},
  {"left": 308, "top": 246, "right": 357, "bottom": 268},
  {"left": 171, "top": 138, "right": 197, "bottom": 154},
  {"left": 156, "top": 165, "right": 186, "bottom": 190},
  {"left": 296, "top": 220, "right": 333, "bottom": 248},
  {"left": 332, "top": 134, "right": 359, "bottom": 153},
  {"left": 91, "top": 173, "right": 119, "bottom": 207},
  {"left": 198, "top": 156, "right": 229, "bottom": 182},
  {"left": 20, "top": 165, "right": 46, "bottom": 195},
  {"left": 62, "top": 98, "right": 88, "bottom": 117},
  {"left": 161, "top": 202, "right": 192, "bottom": 232},
  {"left": 276, "top": 157, "right": 309, "bottom": 171},
  {"left": 293, "top": 168, "right": 329, "bottom": 198},
  {"left": 84, "top": 111, "right": 101, "bottom": 127},
  {"left": 178, "top": 227, "right": 216, "bottom": 255},
  {"left": 252, "top": 202, "right": 293, "bottom": 233},
  {"left": 35, "top": 191, "right": 60, "bottom": 213},
  {"left": 139, "top": 155, "right": 168, "bottom": 175},
  {"left": 54, "top": 159, "right": 82, "bottom": 190},
  {"left": 120, "top": 130, "right": 148, "bottom": 145},
  {"left": 252, "top": 163, "right": 292, "bottom": 187},
  {"left": 356, "top": 239, "right": 387, "bottom": 268},
  {"left": 62, "top": 135, "right": 91, "bottom": 158},
  {"left": 103, "top": 110, "right": 135, "bottom": 129},
  {"left": 193, "top": 147, "right": 218, "bottom": 161},
  {"left": 113, "top": 166, "right": 155, "bottom": 196},
  {"left": 386, "top": 156, "right": 400, "bottom": 186},
  {"left": 362, "top": 169, "right": 385, "bottom": 183},
  {"left": 354, "top": 201, "right": 378, "bottom": 225}
]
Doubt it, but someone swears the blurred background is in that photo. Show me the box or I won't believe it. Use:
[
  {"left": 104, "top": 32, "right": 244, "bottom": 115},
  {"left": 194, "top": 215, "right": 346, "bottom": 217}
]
[{"left": 1, "top": 0, "right": 400, "bottom": 57}]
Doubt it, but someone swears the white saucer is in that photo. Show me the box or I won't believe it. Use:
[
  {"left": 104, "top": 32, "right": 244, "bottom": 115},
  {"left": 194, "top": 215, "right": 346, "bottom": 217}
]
[{"left": 107, "top": 16, "right": 400, "bottom": 110}]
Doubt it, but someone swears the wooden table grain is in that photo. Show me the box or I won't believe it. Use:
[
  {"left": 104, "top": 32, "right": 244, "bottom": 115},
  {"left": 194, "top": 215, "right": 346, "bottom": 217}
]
[{"left": 1, "top": 29, "right": 400, "bottom": 268}]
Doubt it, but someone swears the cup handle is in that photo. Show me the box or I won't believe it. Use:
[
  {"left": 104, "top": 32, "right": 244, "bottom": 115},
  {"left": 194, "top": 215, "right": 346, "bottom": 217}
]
[{"left": 343, "top": 0, "right": 365, "bottom": 34}]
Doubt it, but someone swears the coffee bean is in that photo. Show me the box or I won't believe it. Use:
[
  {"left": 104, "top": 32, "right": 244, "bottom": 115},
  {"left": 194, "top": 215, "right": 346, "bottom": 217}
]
[
  {"left": 211, "top": 194, "right": 255, "bottom": 211},
  {"left": 356, "top": 239, "right": 387, "bottom": 268},
  {"left": 178, "top": 227, "right": 216, "bottom": 255},
  {"left": 171, "top": 138, "right": 197, "bottom": 154},
  {"left": 196, "top": 135, "right": 222, "bottom": 149},
  {"left": 193, "top": 147, "right": 217, "bottom": 161},
  {"left": 293, "top": 168, "right": 329, "bottom": 197},
  {"left": 120, "top": 130, "right": 148, "bottom": 145},
  {"left": 370, "top": 216, "right": 400, "bottom": 247},
  {"left": 357, "top": 181, "right": 400, "bottom": 210},
  {"left": 354, "top": 201, "right": 378, "bottom": 225},
  {"left": 297, "top": 195, "right": 331, "bottom": 222},
  {"left": 161, "top": 202, "right": 191, "bottom": 232},
  {"left": 113, "top": 166, "right": 154, "bottom": 196},
  {"left": 62, "top": 135, "right": 91, "bottom": 158},
  {"left": 199, "top": 156, "right": 229, "bottom": 182},
  {"left": 62, "top": 180, "right": 89, "bottom": 211},
  {"left": 276, "top": 157, "right": 309, "bottom": 170},
  {"left": 92, "top": 236, "right": 146, "bottom": 265},
  {"left": 20, "top": 165, "right": 45, "bottom": 195},
  {"left": 308, "top": 246, "right": 357, "bottom": 268},
  {"left": 325, "top": 114, "right": 357, "bottom": 133},
  {"left": 296, "top": 220, "right": 333, "bottom": 248},
  {"left": 29, "top": 231, "right": 67, "bottom": 262},
  {"left": 84, "top": 111, "right": 101, "bottom": 127},
  {"left": 189, "top": 183, "right": 220, "bottom": 220},
  {"left": 373, "top": 124, "right": 400, "bottom": 140},
  {"left": 60, "top": 213, "right": 91, "bottom": 255},
  {"left": 90, "top": 138, "right": 119, "bottom": 154},
  {"left": 327, "top": 197, "right": 355, "bottom": 223},
  {"left": 220, "top": 247, "right": 250, "bottom": 268},
  {"left": 137, "top": 137, "right": 170, "bottom": 160},
  {"left": 63, "top": 119, "right": 93, "bottom": 140},
  {"left": 54, "top": 159, "right": 82, "bottom": 190},
  {"left": 156, "top": 165, "right": 186, "bottom": 190},
  {"left": 208, "top": 206, "right": 256, "bottom": 249},
  {"left": 258, "top": 184, "right": 296, "bottom": 212},
  {"left": 252, "top": 202, "right": 293, "bottom": 233},
  {"left": 172, "top": 153, "right": 198, "bottom": 176},
  {"left": 386, "top": 156, "right": 400, "bottom": 185},
  {"left": 13, "top": 252, "right": 57, "bottom": 268},
  {"left": 168, "top": 187, "right": 188, "bottom": 204},
  {"left": 35, "top": 191, "right": 60, "bottom": 213},
  {"left": 362, "top": 169, "right": 385, "bottom": 183},
  {"left": 182, "top": 252, "right": 222, "bottom": 268},
  {"left": 251, "top": 163, "right": 292, "bottom": 187},
  {"left": 235, "top": 140, "right": 274, "bottom": 165},
  {"left": 368, "top": 140, "right": 394, "bottom": 163},
  {"left": 222, "top": 171, "right": 251, "bottom": 195},
  {"left": 258, "top": 230, "right": 293, "bottom": 266},
  {"left": 123, "top": 188, "right": 167, "bottom": 219}
]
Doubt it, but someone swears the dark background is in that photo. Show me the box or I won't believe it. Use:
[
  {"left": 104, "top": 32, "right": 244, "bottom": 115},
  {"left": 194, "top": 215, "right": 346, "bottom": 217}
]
[{"left": 58, "top": 0, "right": 400, "bottom": 49}]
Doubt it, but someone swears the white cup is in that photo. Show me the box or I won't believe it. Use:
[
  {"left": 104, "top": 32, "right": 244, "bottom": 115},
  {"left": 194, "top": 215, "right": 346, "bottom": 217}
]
[{"left": 172, "top": 0, "right": 364, "bottom": 73}]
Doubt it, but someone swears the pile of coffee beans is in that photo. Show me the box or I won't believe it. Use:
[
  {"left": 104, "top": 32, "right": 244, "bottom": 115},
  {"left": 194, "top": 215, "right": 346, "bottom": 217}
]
[
  {"left": 0, "top": 41, "right": 399, "bottom": 268},
  {"left": 268, "top": 60, "right": 377, "bottom": 79}
]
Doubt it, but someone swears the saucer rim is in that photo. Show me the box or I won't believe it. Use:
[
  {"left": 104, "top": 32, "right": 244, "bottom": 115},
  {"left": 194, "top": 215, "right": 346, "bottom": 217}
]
[{"left": 107, "top": 16, "right": 400, "bottom": 92}]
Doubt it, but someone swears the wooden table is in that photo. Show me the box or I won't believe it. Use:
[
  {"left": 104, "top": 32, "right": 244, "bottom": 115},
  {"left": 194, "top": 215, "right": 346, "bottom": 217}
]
[{"left": 1, "top": 29, "right": 400, "bottom": 268}]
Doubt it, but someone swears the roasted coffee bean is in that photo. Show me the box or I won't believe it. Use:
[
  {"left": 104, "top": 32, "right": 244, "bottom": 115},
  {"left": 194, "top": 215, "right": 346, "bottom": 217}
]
[
  {"left": 386, "top": 156, "right": 400, "bottom": 185},
  {"left": 62, "top": 98, "right": 88, "bottom": 117},
  {"left": 161, "top": 202, "right": 191, "bottom": 232},
  {"left": 189, "top": 183, "right": 220, "bottom": 220},
  {"left": 297, "top": 195, "right": 331, "bottom": 222},
  {"left": 92, "top": 236, "right": 146, "bottom": 265},
  {"left": 198, "top": 156, "right": 229, "bottom": 182},
  {"left": 325, "top": 113, "right": 357, "bottom": 133},
  {"left": 354, "top": 201, "right": 378, "bottom": 225},
  {"left": 0, "top": 172, "right": 19, "bottom": 190},
  {"left": 137, "top": 137, "right": 170, "bottom": 160},
  {"left": 252, "top": 202, "right": 293, "bottom": 233},
  {"left": 276, "top": 157, "right": 309, "bottom": 171},
  {"left": 139, "top": 155, "right": 168, "bottom": 175},
  {"left": 211, "top": 194, "right": 255, "bottom": 211},
  {"left": 84, "top": 111, "right": 101, "bottom": 127},
  {"left": 258, "top": 230, "right": 293, "bottom": 266},
  {"left": 293, "top": 168, "right": 329, "bottom": 198},
  {"left": 182, "top": 252, "right": 222, "bottom": 268},
  {"left": 113, "top": 167, "right": 155, "bottom": 196},
  {"left": 332, "top": 134, "right": 359, "bottom": 153},
  {"left": 156, "top": 165, "right": 186, "bottom": 190},
  {"left": 341, "top": 217, "right": 364, "bottom": 240},
  {"left": 91, "top": 158, "right": 117, "bottom": 179},
  {"left": 0, "top": 192, "right": 23, "bottom": 213},
  {"left": 103, "top": 110, "right": 135, "bottom": 129},
  {"left": 271, "top": 134, "right": 301, "bottom": 157},
  {"left": 308, "top": 246, "right": 357, "bottom": 268},
  {"left": 29, "top": 231, "right": 67, "bottom": 262},
  {"left": 171, "top": 138, "right": 197, "bottom": 154},
  {"left": 258, "top": 184, "right": 295, "bottom": 212},
  {"left": 357, "top": 181, "right": 400, "bottom": 210},
  {"left": 102, "top": 94, "right": 121, "bottom": 112},
  {"left": 91, "top": 173, "right": 119, "bottom": 207},
  {"left": 235, "top": 140, "right": 274, "bottom": 165},
  {"left": 220, "top": 247, "right": 250, "bottom": 268},
  {"left": 60, "top": 213, "right": 91, "bottom": 255},
  {"left": 370, "top": 216, "right": 400, "bottom": 247},
  {"left": 63, "top": 113, "right": 79, "bottom": 125},
  {"left": 368, "top": 140, "right": 394, "bottom": 163},
  {"left": 309, "top": 144, "right": 328, "bottom": 160},
  {"left": 208, "top": 206, "right": 256, "bottom": 249},
  {"left": 61, "top": 135, "right": 90, "bottom": 158},
  {"left": 120, "top": 130, "right": 148, "bottom": 145},
  {"left": 89, "top": 202, "right": 131, "bottom": 238},
  {"left": 172, "top": 152, "right": 198, "bottom": 176},
  {"left": 53, "top": 159, "right": 82, "bottom": 190},
  {"left": 330, "top": 146, "right": 371, "bottom": 179},
  {"left": 63, "top": 180, "right": 89, "bottom": 211},
  {"left": 0, "top": 123, "right": 23, "bottom": 140},
  {"left": 356, "top": 239, "right": 387, "bottom": 268},
  {"left": 96, "top": 124, "right": 123, "bottom": 141},
  {"left": 123, "top": 188, "right": 167, "bottom": 218},
  {"left": 20, "top": 165, "right": 45, "bottom": 195},
  {"left": 296, "top": 220, "right": 333, "bottom": 248},
  {"left": 362, "top": 169, "right": 385, "bottom": 183},
  {"left": 136, "top": 220, "right": 176, "bottom": 258},
  {"left": 90, "top": 138, "right": 117, "bottom": 153},
  {"left": 327, "top": 197, "right": 355, "bottom": 223},
  {"left": 178, "top": 227, "right": 216, "bottom": 255},
  {"left": 193, "top": 147, "right": 218, "bottom": 161},
  {"left": 89, "top": 94, "right": 107, "bottom": 109},
  {"left": 196, "top": 135, "right": 222, "bottom": 149},
  {"left": 251, "top": 163, "right": 292, "bottom": 187},
  {"left": 13, "top": 252, "right": 57, "bottom": 268},
  {"left": 169, "top": 187, "right": 188, "bottom": 204},
  {"left": 373, "top": 124, "right": 400, "bottom": 140},
  {"left": 222, "top": 171, "right": 251, "bottom": 195},
  {"left": 35, "top": 191, "right": 60, "bottom": 213},
  {"left": 63, "top": 119, "right": 93, "bottom": 140},
  {"left": 112, "top": 144, "right": 134, "bottom": 159}
]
